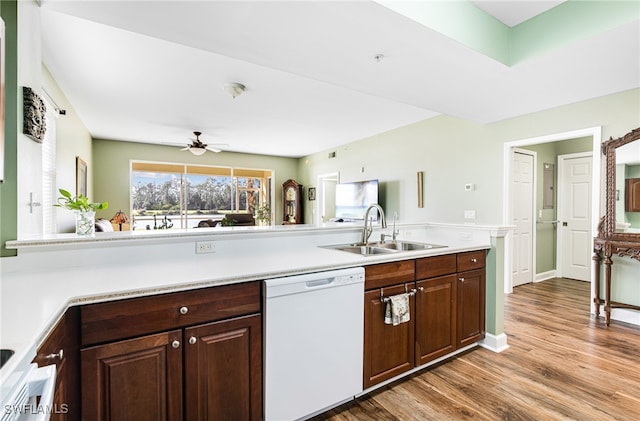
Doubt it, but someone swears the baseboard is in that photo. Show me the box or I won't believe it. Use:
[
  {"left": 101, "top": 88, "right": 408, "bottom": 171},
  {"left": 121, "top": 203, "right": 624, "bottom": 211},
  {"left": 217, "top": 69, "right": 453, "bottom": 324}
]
[
  {"left": 610, "top": 308, "right": 640, "bottom": 326},
  {"left": 479, "top": 332, "right": 509, "bottom": 353},
  {"left": 535, "top": 270, "right": 556, "bottom": 283}
]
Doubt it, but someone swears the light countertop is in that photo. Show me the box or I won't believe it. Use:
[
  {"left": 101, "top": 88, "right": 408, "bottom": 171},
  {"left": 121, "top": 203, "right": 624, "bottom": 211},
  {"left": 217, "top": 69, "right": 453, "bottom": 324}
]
[{"left": 0, "top": 222, "right": 503, "bottom": 395}]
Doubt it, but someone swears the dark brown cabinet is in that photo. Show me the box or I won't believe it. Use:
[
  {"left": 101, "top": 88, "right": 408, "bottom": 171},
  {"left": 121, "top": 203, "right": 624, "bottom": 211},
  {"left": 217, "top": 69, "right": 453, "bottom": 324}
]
[
  {"left": 80, "top": 282, "right": 262, "bottom": 421},
  {"left": 415, "top": 254, "right": 457, "bottom": 366},
  {"left": 81, "top": 329, "right": 184, "bottom": 421},
  {"left": 415, "top": 275, "right": 457, "bottom": 365},
  {"left": 626, "top": 177, "right": 640, "bottom": 212},
  {"left": 33, "top": 307, "right": 80, "bottom": 421},
  {"left": 456, "top": 251, "right": 486, "bottom": 348},
  {"left": 363, "top": 283, "right": 415, "bottom": 388},
  {"left": 363, "top": 261, "right": 415, "bottom": 389},
  {"left": 363, "top": 251, "right": 487, "bottom": 389},
  {"left": 184, "top": 315, "right": 262, "bottom": 420}
]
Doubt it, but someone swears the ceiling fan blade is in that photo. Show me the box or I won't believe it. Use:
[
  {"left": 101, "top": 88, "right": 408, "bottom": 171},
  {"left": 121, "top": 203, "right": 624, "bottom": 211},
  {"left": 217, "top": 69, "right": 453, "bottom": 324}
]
[
  {"left": 180, "top": 146, "right": 190, "bottom": 151},
  {"left": 206, "top": 146, "right": 222, "bottom": 153}
]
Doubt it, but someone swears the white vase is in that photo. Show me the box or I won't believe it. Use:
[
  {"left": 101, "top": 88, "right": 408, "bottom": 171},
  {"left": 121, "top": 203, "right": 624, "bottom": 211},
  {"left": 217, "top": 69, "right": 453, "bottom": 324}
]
[{"left": 74, "top": 210, "right": 96, "bottom": 236}]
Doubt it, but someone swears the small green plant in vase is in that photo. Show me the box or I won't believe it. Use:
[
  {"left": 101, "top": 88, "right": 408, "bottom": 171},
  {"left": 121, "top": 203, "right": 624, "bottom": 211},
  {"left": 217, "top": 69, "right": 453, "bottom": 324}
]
[
  {"left": 255, "top": 205, "right": 271, "bottom": 226},
  {"left": 56, "top": 189, "right": 108, "bottom": 235}
]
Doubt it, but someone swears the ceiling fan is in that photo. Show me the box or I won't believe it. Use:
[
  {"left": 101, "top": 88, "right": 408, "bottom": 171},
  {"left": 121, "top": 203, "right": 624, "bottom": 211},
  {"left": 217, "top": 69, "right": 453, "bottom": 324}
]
[{"left": 181, "top": 131, "right": 227, "bottom": 155}]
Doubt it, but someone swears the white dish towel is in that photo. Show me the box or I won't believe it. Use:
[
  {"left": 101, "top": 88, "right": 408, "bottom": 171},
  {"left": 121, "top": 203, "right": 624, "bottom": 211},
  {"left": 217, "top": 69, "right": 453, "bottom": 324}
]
[{"left": 384, "top": 293, "right": 410, "bottom": 326}]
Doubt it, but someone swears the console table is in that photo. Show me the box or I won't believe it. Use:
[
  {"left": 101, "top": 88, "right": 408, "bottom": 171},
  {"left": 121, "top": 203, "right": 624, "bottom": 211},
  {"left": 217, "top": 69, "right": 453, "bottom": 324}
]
[{"left": 593, "top": 237, "right": 640, "bottom": 326}]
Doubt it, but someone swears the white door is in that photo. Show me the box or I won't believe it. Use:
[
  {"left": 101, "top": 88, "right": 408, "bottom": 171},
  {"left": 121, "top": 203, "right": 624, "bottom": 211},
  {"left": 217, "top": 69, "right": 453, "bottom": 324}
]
[
  {"left": 511, "top": 150, "right": 535, "bottom": 287},
  {"left": 558, "top": 153, "right": 592, "bottom": 281}
]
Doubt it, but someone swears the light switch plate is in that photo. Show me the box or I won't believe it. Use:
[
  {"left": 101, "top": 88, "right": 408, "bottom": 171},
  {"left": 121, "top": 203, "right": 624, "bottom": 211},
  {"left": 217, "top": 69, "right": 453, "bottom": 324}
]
[{"left": 464, "top": 210, "right": 476, "bottom": 219}]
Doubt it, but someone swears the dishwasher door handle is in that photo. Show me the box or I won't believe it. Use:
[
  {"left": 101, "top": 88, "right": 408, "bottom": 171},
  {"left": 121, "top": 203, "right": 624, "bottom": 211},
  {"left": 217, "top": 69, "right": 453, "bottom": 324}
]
[{"left": 305, "top": 278, "right": 335, "bottom": 288}]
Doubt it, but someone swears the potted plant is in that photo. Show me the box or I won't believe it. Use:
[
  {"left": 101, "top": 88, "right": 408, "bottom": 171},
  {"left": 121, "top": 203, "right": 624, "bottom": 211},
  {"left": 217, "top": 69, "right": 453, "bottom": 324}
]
[
  {"left": 255, "top": 205, "right": 271, "bottom": 226},
  {"left": 55, "top": 188, "right": 108, "bottom": 236}
]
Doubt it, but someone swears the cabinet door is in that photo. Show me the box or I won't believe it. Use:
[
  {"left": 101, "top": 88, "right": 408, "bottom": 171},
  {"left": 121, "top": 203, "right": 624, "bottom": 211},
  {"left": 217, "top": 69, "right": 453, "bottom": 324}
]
[
  {"left": 415, "top": 275, "right": 457, "bottom": 366},
  {"left": 457, "top": 269, "right": 486, "bottom": 348},
  {"left": 184, "top": 314, "right": 262, "bottom": 421},
  {"left": 363, "top": 283, "right": 415, "bottom": 389},
  {"left": 34, "top": 307, "right": 80, "bottom": 421},
  {"left": 81, "top": 330, "right": 183, "bottom": 421}
]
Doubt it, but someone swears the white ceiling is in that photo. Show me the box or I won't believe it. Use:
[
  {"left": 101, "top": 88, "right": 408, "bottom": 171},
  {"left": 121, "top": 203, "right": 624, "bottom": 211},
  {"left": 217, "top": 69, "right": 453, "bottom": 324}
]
[{"left": 39, "top": 1, "right": 639, "bottom": 158}]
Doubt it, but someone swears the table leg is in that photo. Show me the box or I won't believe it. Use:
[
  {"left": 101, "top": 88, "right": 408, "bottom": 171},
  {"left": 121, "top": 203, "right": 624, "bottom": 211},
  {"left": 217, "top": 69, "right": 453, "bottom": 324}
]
[
  {"left": 592, "top": 251, "right": 602, "bottom": 319},
  {"left": 604, "top": 254, "right": 612, "bottom": 326}
]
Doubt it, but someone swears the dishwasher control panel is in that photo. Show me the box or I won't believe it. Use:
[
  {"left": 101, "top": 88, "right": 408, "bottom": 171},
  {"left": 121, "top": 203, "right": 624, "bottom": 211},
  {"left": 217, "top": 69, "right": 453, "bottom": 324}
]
[{"left": 334, "top": 272, "right": 364, "bottom": 285}]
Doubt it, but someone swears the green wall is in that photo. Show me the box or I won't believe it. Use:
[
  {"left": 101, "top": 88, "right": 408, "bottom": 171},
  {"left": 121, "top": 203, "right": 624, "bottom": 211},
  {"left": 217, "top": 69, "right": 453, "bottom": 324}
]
[
  {"left": 299, "top": 89, "right": 640, "bottom": 227},
  {"left": 92, "top": 139, "right": 299, "bottom": 227},
  {"left": 299, "top": 88, "right": 640, "bottom": 314},
  {"left": 0, "top": 1, "right": 18, "bottom": 257}
]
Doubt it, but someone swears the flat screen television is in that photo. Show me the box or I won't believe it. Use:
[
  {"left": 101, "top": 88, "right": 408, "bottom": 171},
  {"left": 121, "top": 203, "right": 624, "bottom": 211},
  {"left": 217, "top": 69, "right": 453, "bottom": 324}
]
[{"left": 335, "top": 179, "right": 379, "bottom": 221}]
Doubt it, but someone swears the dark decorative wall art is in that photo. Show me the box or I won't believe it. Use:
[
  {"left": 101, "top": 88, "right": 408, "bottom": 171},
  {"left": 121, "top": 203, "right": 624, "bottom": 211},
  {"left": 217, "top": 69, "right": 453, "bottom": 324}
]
[{"left": 23, "top": 86, "right": 46, "bottom": 143}]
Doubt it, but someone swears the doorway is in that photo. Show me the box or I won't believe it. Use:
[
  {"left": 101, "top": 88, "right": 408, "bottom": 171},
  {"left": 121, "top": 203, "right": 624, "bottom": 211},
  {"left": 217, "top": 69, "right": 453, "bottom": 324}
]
[
  {"left": 316, "top": 172, "right": 339, "bottom": 225},
  {"left": 503, "top": 127, "right": 601, "bottom": 296}
]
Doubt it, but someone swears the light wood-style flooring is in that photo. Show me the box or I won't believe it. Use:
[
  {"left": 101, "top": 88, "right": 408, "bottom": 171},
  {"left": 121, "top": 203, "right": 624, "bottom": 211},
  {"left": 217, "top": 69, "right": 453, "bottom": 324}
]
[{"left": 313, "top": 278, "right": 640, "bottom": 420}]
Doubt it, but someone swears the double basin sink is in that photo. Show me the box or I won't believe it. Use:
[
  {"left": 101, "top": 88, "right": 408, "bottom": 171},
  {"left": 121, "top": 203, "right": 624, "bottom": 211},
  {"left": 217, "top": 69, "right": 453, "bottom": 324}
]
[{"left": 322, "top": 240, "right": 447, "bottom": 256}]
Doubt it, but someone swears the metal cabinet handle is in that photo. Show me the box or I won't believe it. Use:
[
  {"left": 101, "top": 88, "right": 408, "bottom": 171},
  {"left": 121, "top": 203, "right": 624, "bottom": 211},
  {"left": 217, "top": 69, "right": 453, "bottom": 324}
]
[
  {"left": 459, "top": 277, "right": 465, "bottom": 282},
  {"left": 418, "top": 287, "right": 424, "bottom": 292},
  {"left": 471, "top": 258, "right": 477, "bottom": 263},
  {"left": 45, "top": 349, "right": 64, "bottom": 360},
  {"left": 171, "top": 340, "right": 180, "bottom": 349},
  {"left": 179, "top": 306, "right": 189, "bottom": 315},
  {"left": 189, "top": 336, "right": 197, "bottom": 345}
]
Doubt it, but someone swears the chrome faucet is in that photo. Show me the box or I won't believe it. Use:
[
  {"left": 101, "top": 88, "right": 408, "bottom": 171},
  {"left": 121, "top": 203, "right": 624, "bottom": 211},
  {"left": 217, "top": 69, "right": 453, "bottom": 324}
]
[
  {"left": 362, "top": 204, "right": 387, "bottom": 244},
  {"left": 381, "top": 212, "right": 399, "bottom": 243}
]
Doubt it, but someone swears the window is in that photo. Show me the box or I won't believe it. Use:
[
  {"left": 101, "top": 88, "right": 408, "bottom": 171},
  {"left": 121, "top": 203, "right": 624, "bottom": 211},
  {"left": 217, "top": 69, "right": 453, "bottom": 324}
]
[
  {"left": 131, "top": 161, "right": 272, "bottom": 230},
  {"left": 42, "top": 97, "right": 58, "bottom": 234}
]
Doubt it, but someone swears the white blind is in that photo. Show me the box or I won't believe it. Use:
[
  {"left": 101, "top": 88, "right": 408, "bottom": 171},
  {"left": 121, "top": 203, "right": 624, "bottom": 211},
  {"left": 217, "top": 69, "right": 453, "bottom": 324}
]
[{"left": 42, "top": 99, "right": 57, "bottom": 234}]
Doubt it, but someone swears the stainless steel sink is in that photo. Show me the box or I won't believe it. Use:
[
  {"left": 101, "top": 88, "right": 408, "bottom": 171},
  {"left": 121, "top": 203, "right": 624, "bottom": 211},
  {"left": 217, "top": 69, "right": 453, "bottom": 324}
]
[
  {"left": 373, "top": 241, "right": 447, "bottom": 251},
  {"left": 321, "top": 241, "right": 447, "bottom": 256},
  {"left": 333, "top": 245, "right": 398, "bottom": 256}
]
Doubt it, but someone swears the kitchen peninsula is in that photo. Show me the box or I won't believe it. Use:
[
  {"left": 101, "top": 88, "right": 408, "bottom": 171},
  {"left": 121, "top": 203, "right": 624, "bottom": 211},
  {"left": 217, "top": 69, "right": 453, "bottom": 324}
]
[{"left": 0, "top": 222, "right": 509, "bottom": 419}]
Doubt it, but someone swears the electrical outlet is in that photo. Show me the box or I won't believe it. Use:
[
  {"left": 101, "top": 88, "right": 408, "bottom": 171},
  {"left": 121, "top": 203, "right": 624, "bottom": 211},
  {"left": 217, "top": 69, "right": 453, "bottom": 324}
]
[
  {"left": 464, "top": 210, "right": 476, "bottom": 219},
  {"left": 196, "top": 241, "right": 215, "bottom": 254}
]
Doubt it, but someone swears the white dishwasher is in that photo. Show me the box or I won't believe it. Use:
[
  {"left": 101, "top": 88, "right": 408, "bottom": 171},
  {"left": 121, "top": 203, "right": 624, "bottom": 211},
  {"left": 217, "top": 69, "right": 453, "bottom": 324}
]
[{"left": 264, "top": 267, "right": 365, "bottom": 421}]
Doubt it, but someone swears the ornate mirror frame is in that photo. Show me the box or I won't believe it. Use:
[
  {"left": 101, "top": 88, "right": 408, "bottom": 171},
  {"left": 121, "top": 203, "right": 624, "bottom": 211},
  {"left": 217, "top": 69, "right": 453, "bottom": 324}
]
[{"left": 601, "top": 127, "right": 640, "bottom": 241}]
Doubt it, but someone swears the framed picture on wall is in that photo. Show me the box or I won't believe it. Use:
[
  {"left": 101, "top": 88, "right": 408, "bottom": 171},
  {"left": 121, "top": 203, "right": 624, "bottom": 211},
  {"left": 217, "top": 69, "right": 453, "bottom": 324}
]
[{"left": 76, "top": 156, "right": 87, "bottom": 197}]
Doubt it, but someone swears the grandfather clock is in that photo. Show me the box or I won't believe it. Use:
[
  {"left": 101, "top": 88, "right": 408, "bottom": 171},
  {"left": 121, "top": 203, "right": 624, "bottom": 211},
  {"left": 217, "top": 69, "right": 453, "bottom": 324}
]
[{"left": 282, "top": 179, "right": 303, "bottom": 224}]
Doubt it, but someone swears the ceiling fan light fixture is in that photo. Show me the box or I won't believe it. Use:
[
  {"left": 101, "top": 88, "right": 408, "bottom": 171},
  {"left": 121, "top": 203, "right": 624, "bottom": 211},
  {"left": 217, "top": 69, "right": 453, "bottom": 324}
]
[
  {"left": 223, "top": 82, "right": 245, "bottom": 99},
  {"left": 189, "top": 147, "right": 207, "bottom": 156}
]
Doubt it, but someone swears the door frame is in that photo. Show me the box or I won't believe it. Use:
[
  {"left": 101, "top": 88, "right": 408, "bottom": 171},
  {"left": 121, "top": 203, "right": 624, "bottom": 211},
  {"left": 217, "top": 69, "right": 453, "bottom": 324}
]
[
  {"left": 502, "top": 127, "right": 602, "bottom": 296},
  {"left": 315, "top": 172, "right": 339, "bottom": 225},
  {"left": 511, "top": 148, "right": 537, "bottom": 287},
  {"left": 556, "top": 152, "right": 593, "bottom": 280}
]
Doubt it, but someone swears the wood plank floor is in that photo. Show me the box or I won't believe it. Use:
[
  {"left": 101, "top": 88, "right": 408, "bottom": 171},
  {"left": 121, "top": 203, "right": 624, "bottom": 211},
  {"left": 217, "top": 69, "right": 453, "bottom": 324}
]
[{"left": 313, "top": 278, "right": 640, "bottom": 421}]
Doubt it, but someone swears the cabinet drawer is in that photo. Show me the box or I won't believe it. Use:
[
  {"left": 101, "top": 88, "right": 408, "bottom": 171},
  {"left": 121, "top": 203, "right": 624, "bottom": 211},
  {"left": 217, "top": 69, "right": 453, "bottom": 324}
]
[
  {"left": 365, "top": 261, "right": 415, "bottom": 290},
  {"left": 81, "top": 281, "right": 260, "bottom": 346},
  {"left": 415, "top": 254, "right": 457, "bottom": 279},
  {"left": 457, "top": 250, "right": 486, "bottom": 272}
]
